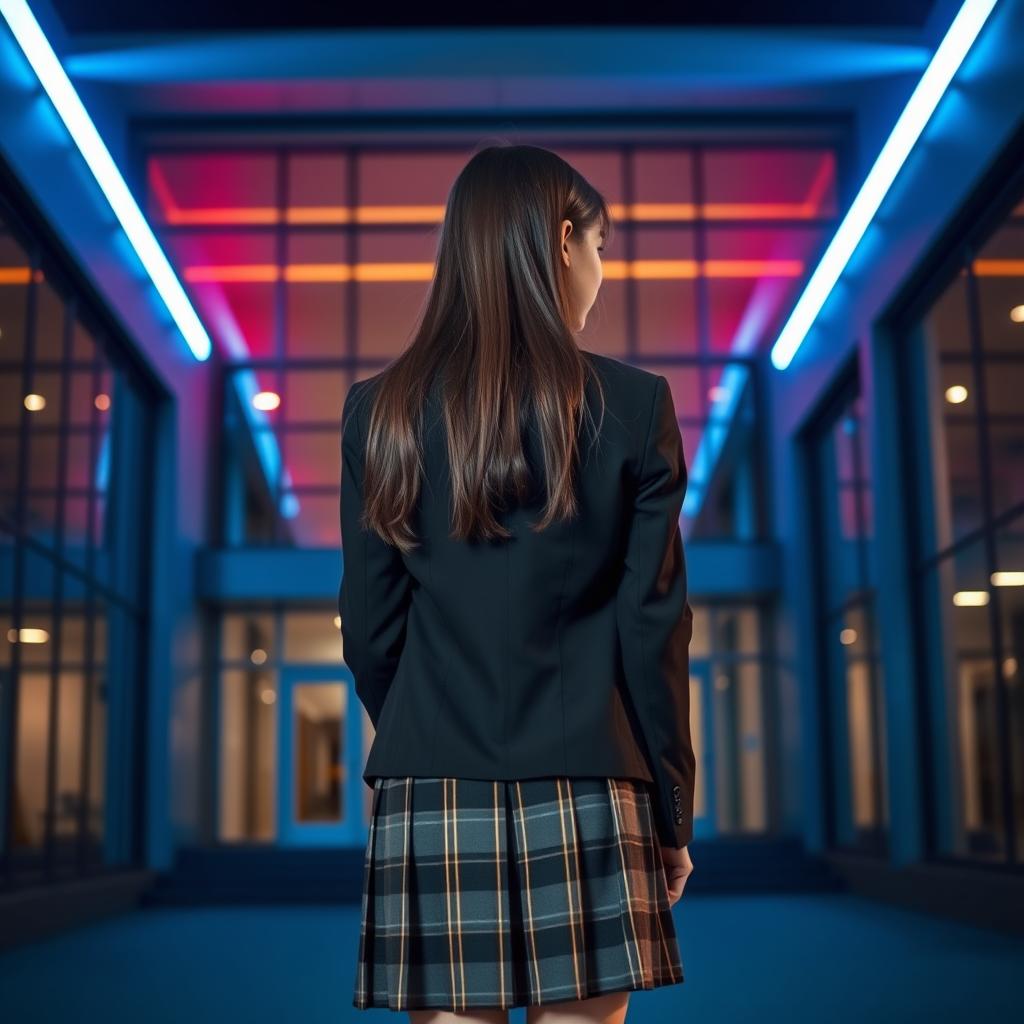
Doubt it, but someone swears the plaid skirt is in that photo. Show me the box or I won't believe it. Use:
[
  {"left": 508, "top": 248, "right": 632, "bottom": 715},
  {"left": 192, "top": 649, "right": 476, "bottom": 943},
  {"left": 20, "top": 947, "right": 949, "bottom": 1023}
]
[{"left": 352, "top": 775, "right": 684, "bottom": 1012}]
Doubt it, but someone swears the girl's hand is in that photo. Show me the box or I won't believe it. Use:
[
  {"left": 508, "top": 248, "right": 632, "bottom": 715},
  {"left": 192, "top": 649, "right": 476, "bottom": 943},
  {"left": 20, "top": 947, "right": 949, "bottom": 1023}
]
[{"left": 659, "top": 844, "right": 694, "bottom": 907}]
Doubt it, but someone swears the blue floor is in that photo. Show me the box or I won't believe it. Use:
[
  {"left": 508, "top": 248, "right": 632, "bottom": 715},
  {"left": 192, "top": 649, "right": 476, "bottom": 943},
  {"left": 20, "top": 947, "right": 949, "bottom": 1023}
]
[{"left": 2, "top": 892, "right": 1022, "bottom": 1022}]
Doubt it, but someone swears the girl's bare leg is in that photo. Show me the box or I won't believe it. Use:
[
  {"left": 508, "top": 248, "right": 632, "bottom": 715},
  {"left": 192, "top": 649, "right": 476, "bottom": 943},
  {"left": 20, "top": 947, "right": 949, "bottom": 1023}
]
[
  {"left": 408, "top": 1010, "right": 509, "bottom": 1024},
  {"left": 526, "top": 991, "right": 630, "bottom": 1024}
]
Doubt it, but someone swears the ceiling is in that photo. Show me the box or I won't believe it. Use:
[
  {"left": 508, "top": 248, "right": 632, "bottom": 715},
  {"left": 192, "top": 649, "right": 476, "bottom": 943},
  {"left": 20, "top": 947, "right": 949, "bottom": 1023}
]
[{"left": 52, "top": 1, "right": 937, "bottom": 34}]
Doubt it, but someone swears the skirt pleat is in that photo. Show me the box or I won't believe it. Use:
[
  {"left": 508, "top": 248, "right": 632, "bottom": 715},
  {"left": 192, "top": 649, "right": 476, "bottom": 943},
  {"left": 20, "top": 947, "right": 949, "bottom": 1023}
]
[{"left": 352, "top": 776, "right": 684, "bottom": 1012}]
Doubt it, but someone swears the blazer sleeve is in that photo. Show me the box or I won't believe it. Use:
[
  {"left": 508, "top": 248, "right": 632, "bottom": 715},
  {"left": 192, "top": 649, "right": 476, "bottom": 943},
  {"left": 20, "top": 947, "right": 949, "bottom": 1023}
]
[
  {"left": 615, "top": 374, "right": 696, "bottom": 848},
  {"left": 338, "top": 380, "right": 414, "bottom": 730}
]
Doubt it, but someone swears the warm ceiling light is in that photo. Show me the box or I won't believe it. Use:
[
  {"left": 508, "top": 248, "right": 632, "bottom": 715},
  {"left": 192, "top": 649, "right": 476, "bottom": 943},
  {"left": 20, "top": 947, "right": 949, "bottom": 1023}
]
[
  {"left": 991, "top": 571, "right": 1024, "bottom": 587},
  {"left": 945, "top": 384, "right": 968, "bottom": 404},
  {"left": 94, "top": 393, "right": 111, "bottom": 411},
  {"left": 952, "top": 590, "right": 989, "bottom": 606},
  {"left": 6, "top": 627, "right": 49, "bottom": 643},
  {"left": 252, "top": 391, "right": 280, "bottom": 411},
  {"left": 260, "top": 689, "right": 276, "bottom": 705},
  {"left": 1009, "top": 305, "right": 1024, "bottom": 323},
  {"left": 839, "top": 628, "right": 857, "bottom": 645},
  {"left": 250, "top": 648, "right": 268, "bottom": 665},
  {"left": 23, "top": 393, "right": 46, "bottom": 411}
]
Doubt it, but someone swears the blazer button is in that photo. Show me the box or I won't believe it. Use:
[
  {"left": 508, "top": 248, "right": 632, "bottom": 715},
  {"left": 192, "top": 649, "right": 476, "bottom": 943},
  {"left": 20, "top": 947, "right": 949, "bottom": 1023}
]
[{"left": 672, "top": 785, "right": 680, "bottom": 795}]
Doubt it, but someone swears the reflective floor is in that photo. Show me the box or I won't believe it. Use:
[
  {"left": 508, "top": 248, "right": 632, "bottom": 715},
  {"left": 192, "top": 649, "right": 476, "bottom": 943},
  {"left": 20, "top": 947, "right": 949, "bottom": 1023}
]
[{"left": 1, "top": 893, "right": 1022, "bottom": 1022}]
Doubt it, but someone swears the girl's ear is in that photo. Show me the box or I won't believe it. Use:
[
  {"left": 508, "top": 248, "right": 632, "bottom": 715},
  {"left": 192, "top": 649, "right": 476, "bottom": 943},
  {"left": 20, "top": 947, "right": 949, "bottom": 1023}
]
[{"left": 561, "top": 219, "right": 573, "bottom": 267}]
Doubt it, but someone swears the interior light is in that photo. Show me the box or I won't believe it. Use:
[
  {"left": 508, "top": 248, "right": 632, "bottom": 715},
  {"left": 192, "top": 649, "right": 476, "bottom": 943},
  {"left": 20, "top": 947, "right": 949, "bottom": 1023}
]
[
  {"left": 952, "top": 590, "right": 989, "bottom": 606},
  {"left": 945, "top": 384, "right": 969, "bottom": 404},
  {"left": 23, "top": 393, "right": 45, "bottom": 411},
  {"left": 0, "top": 0, "right": 212, "bottom": 361},
  {"left": 770, "top": 0, "right": 999, "bottom": 370},
  {"left": 839, "top": 628, "right": 857, "bottom": 645},
  {"left": 252, "top": 391, "right": 281, "bottom": 411},
  {"left": 6, "top": 627, "right": 49, "bottom": 643},
  {"left": 94, "top": 393, "right": 111, "bottom": 411},
  {"left": 991, "top": 571, "right": 1024, "bottom": 587},
  {"left": 1010, "top": 305, "right": 1024, "bottom": 323},
  {"left": 250, "top": 648, "right": 268, "bottom": 665}
]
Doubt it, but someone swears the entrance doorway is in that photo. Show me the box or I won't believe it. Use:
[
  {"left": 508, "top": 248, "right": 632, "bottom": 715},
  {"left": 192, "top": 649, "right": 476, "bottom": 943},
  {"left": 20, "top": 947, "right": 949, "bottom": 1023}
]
[{"left": 276, "top": 666, "right": 363, "bottom": 845}]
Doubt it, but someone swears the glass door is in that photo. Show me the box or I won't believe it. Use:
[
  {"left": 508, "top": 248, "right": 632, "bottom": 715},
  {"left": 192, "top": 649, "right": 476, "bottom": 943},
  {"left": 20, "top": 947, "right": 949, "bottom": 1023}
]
[{"left": 276, "top": 666, "right": 362, "bottom": 845}]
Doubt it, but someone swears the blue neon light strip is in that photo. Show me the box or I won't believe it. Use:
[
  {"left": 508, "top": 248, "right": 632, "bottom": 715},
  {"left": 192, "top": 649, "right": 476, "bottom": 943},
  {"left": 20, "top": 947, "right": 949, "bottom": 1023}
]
[
  {"left": 770, "top": 0, "right": 999, "bottom": 371},
  {"left": 0, "top": 0, "right": 212, "bottom": 361}
]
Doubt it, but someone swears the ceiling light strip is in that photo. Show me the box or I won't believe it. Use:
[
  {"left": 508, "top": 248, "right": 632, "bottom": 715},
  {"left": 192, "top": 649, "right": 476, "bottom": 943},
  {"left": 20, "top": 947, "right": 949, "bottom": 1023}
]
[
  {"left": 0, "top": 0, "right": 211, "bottom": 361},
  {"left": 770, "top": 0, "right": 999, "bottom": 371}
]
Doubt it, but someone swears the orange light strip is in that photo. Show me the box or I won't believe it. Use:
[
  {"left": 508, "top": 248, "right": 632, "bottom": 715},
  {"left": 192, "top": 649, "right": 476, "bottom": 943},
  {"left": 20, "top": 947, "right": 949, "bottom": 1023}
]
[
  {"left": 0, "top": 267, "right": 34, "bottom": 284},
  {"left": 618, "top": 202, "right": 829, "bottom": 221},
  {"left": 181, "top": 259, "right": 806, "bottom": 284},
  {"left": 972, "top": 258, "right": 1024, "bottom": 276},
  {"left": 153, "top": 200, "right": 832, "bottom": 227},
  {"left": 4, "top": 259, "right": 1023, "bottom": 288},
  {"left": 183, "top": 262, "right": 436, "bottom": 283},
  {"left": 160, "top": 204, "right": 448, "bottom": 226}
]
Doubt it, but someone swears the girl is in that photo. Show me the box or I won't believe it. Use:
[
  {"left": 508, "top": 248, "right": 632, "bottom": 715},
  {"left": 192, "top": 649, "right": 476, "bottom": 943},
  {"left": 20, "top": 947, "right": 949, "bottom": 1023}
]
[{"left": 341, "top": 142, "right": 695, "bottom": 1024}]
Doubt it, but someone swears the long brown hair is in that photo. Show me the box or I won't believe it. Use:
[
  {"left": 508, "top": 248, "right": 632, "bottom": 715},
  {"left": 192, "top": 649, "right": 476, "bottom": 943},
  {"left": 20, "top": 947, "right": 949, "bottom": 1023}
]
[{"left": 349, "top": 142, "right": 614, "bottom": 553}]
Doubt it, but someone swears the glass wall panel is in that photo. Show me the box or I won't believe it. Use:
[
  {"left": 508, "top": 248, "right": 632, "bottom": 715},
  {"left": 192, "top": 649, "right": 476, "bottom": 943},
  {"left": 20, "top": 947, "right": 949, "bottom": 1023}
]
[
  {"left": 994, "top": 518, "right": 1024, "bottom": 862},
  {"left": 903, "top": 177, "right": 1024, "bottom": 865},
  {"left": 214, "top": 604, "right": 365, "bottom": 844},
  {"left": 219, "top": 668, "right": 277, "bottom": 843},
  {"left": 810, "top": 373, "right": 888, "bottom": 854},
  {"left": 0, "top": 184, "right": 153, "bottom": 886},
  {"left": 215, "top": 599, "right": 773, "bottom": 844},
  {"left": 144, "top": 139, "right": 838, "bottom": 546},
  {"left": 292, "top": 681, "right": 345, "bottom": 823},
  {"left": 697, "top": 602, "right": 770, "bottom": 835}
]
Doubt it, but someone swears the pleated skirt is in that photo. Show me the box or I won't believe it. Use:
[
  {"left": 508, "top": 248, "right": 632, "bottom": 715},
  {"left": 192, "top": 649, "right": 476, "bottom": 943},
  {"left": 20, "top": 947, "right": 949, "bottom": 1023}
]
[{"left": 352, "top": 775, "right": 684, "bottom": 1012}]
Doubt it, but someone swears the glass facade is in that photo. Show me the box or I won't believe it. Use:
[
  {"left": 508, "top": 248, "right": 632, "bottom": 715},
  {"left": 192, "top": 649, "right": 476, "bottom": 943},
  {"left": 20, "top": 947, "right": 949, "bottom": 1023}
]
[
  {"left": 0, "top": 180, "right": 156, "bottom": 887},
  {"left": 144, "top": 139, "right": 839, "bottom": 546},
  {"left": 903, "top": 187, "right": 1024, "bottom": 865},
  {"left": 140, "top": 135, "right": 838, "bottom": 847},
  {"left": 689, "top": 601, "right": 772, "bottom": 835},
  {"left": 809, "top": 373, "right": 888, "bottom": 854},
  {"left": 216, "top": 599, "right": 771, "bottom": 845},
  {"left": 216, "top": 605, "right": 374, "bottom": 843}
]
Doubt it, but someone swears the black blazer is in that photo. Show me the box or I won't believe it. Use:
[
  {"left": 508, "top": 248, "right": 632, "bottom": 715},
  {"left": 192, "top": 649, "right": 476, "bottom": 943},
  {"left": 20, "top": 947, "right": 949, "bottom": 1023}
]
[{"left": 339, "top": 350, "right": 696, "bottom": 847}]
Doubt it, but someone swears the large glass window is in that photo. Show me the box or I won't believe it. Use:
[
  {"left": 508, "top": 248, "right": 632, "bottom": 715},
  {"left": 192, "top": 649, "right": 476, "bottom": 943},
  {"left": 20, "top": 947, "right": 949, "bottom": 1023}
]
[
  {"left": 143, "top": 134, "right": 829, "bottom": 848},
  {"left": 214, "top": 604, "right": 374, "bottom": 844},
  {"left": 214, "top": 598, "right": 773, "bottom": 846},
  {"left": 903, "top": 185, "right": 1024, "bottom": 865},
  {"left": 0, "top": 179, "right": 155, "bottom": 887},
  {"left": 689, "top": 601, "right": 773, "bottom": 835},
  {"left": 808, "top": 372, "right": 888, "bottom": 855},
  {"left": 143, "top": 139, "right": 839, "bottom": 546}
]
